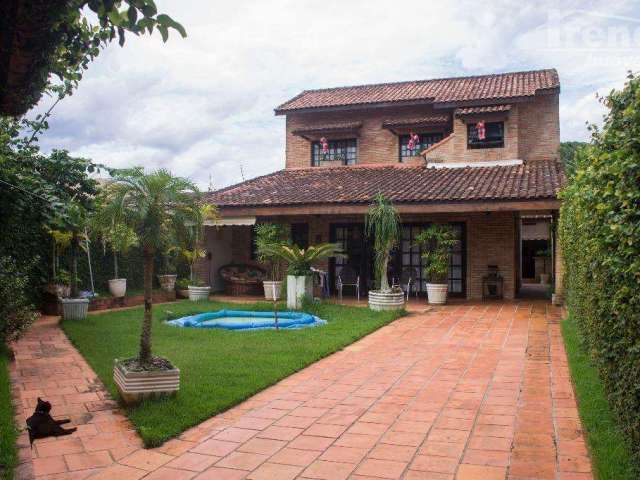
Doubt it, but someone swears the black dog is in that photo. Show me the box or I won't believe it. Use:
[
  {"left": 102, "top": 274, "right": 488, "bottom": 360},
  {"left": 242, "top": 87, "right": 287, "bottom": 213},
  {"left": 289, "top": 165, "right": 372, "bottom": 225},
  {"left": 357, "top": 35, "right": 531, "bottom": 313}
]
[{"left": 26, "top": 398, "right": 77, "bottom": 446}]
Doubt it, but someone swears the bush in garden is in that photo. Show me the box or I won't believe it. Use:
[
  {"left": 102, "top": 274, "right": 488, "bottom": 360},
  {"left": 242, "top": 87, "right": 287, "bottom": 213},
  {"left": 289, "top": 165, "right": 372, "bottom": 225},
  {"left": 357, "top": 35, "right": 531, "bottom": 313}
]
[
  {"left": 559, "top": 72, "right": 640, "bottom": 469},
  {"left": 0, "top": 257, "right": 39, "bottom": 343}
]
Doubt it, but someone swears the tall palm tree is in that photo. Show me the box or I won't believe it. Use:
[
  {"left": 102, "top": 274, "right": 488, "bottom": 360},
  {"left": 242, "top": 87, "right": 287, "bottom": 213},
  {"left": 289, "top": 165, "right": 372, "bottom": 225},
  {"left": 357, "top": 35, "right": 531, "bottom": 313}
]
[
  {"left": 100, "top": 168, "right": 203, "bottom": 365},
  {"left": 365, "top": 193, "right": 400, "bottom": 292}
]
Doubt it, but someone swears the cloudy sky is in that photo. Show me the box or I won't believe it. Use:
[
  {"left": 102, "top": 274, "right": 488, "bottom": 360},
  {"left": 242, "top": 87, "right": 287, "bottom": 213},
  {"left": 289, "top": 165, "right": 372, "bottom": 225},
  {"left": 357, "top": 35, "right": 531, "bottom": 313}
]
[{"left": 35, "top": 0, "right": 640, "bottom": 190}]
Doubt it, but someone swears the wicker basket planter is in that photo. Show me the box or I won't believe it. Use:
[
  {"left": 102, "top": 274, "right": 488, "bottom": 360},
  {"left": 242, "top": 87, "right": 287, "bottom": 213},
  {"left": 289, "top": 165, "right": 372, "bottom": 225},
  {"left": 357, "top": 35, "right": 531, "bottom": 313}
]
[
  {"left": 60, "top": 298, "right": 89, "bottom": 320},
  {"left": 113, "top": 359, "right": 180, "bottom": 405},
  {"left": 368, "top": 290, "right": 405, "bottom": 311},
  {"left": 188, "top": 285, "right": 211, "bottom": 301}
]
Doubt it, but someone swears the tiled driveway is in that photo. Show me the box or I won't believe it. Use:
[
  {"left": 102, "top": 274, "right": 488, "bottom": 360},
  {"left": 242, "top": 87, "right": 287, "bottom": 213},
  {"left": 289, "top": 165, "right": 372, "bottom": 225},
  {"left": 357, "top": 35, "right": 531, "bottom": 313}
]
[{"left": 9, "top": 302, "right": 592, "bottom": 479}]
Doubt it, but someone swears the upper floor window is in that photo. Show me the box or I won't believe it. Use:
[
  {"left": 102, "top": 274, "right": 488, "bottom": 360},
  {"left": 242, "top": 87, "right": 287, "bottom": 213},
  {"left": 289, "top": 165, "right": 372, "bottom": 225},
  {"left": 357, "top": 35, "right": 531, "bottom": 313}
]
[
  {"left": 312, "top": 139, "right": 357, "bottom": 166},
  {"left": 467, "top": 121, "right": 504, "bottom": 149},
  {"left": 399, "top": 132, "right": 444, "bottom": 162}
]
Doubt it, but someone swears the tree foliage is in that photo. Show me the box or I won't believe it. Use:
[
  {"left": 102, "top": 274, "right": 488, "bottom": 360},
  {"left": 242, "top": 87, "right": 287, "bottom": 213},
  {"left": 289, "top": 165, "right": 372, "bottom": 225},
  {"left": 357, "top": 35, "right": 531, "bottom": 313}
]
[
  {"left": 254, "top": 223, "right": 289, "bottom": 281},
  {"left": 2, "top": 1, "right": 186, "bottom": 115},
  {"left": 0, "top": 257, "right": 39, "bottom": 343},
  {"left": 559, "top": 141, "right": 588, "bottom": 177},
  {"left": 98, "top": 168, "right": 203, "bottom": 365},
  {"left": 259, "top": 243, "right": 343, "bottom": 277},
  {"left": 559, "top": 72, "right": 640, "bottom": 471}
]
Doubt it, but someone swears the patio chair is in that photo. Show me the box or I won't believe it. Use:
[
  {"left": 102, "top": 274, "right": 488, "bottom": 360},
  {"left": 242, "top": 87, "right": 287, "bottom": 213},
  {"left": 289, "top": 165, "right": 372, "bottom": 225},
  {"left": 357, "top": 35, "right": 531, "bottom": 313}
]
[
  {"left": 398, "top": 267, "right": 419, "bottom": 301},
  {"left": 337, "top": 266, "right": 360, "bottom": 301}
]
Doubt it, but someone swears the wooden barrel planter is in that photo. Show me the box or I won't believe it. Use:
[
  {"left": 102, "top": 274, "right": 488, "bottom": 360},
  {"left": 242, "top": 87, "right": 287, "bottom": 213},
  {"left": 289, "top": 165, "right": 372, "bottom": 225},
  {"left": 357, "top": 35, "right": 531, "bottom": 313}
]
[{"left": 368, "top": 290, "right": 405, "bottom": 311}]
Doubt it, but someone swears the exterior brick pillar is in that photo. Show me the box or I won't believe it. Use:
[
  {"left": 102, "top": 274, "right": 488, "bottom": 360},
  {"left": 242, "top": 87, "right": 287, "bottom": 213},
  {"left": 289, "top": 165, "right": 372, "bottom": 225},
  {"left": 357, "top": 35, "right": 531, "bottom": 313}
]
[{"left": 552, "top": 222, "right": 564, "bottom": 305}]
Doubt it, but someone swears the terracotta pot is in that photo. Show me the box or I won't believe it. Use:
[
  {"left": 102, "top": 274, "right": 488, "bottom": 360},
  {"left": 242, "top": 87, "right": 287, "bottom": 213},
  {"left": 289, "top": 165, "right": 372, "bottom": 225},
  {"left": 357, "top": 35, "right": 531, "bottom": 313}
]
[
  {"left": 60, "top": 298, "right": 89, "bottom": 320},
  {"left": 426, "top": 283, "right": 448, "bottom": 305},
  {"left": 157, "top": 274, "right": 177, "bottom": 292},
  {"left": 263, "top": 281, "right": 283, "bottom": 301},
  {"left": 113, "top": 359, "right": 180, "bottom": 405},
  {"left": 108, "top": 278, "right": 127, "bottom": 298},
  {"left": 368, "top": 290, "right": 405, "bottom": 311},
  {"left": 188, "top": 285, "right": 211, "bottom": 301}
]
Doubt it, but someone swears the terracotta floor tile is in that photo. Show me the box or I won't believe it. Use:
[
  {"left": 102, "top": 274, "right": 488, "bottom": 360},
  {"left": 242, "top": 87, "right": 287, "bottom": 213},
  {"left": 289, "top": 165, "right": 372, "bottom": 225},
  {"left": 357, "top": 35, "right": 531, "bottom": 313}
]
[
  {"left": 404, "top": 470, "right": 453, "bottom": 480},
  {"left": 302, "top": 459, "right": 355, "bottom": 480},
  {"left": 410, "top": 455, "right": 458, "bottom": 474},
  {"left": 368, "top": 444, "right": 416, "bottom": 462},
  {"left": 335, "top": 433, "right": 380, "bottom": 449},
  {"left": 194, "top": 466, "right": 248, "bottom": 480},
  {"left": 87, "top": 464, "right": 147, "bottom": 480},
  {"left": 355, "top": 458, "right": 407, "bottom": 479},
  {"left": 305, "top": 422, "right": 349, "bottom": 438},
  {"left": 380, "top": 431, "right": 425, "bottom": 447},
  {"left": 461, "top": 449, "right": 510, "bottom": 467},
  {"left": 214, "top": 427, "right": 259, "bottom": 443},
  {"left": 36, "top": 438, "right": 85, "bottom": 458},
  {"left": 247, "top": 462, "right": 303, "bottom": 480},
  {"left": 455, "top": 464, "right": 506, "bottom": 480},
  {"left": 237, "top": 437, "right": 286, "bottom": 456},
  {"left": 269, "top": 447, "right": 321, "bottom": 467},
  {"left": 64, "top": 451, "right": 113, "bottom": 471},
  {"left": 190, "top": 438, "right": 239, "bottom": 456},
  {"left": 32, "top": 456, "right": 68, "bottom": 476},
  {"left": 120, "top": 449, "right": 174, "bottom": 471},
  {"left": 288, "top": 435, "right": 334, "bottom": 451},
  {"left": 144, "top": 467, "right": 197, "bottom": 480},
  {"left": 257, "top": 425, "right": 303, "bottom": 441},
  {"left": 166, "top": 452, "right": 220, "bottom": 472},
  {"left": 320, "top": 446, "right": 368, "bottom": 463},
  {"left": 216, "top": 451, "right": 268, "bottom": 471}
]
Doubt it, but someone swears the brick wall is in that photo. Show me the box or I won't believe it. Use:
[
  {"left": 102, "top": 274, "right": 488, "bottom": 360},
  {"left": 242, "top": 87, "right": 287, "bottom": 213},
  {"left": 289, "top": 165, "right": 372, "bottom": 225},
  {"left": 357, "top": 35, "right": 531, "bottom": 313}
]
[
  {"left": 229, "top": 212, "right": 519, "bottom": 300},
  {"left": 284, "top": 93, "right": 559, "bottom": 168},
  {"left": 285, "top": 105, "right": 449, "bottom": 169}
]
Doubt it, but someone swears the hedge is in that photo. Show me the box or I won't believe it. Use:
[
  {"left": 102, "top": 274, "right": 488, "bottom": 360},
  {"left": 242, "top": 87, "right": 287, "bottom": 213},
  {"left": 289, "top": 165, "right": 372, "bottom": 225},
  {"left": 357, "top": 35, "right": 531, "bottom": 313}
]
[{"left": 559, "top": 73, "right": 640, "bottom": 470}]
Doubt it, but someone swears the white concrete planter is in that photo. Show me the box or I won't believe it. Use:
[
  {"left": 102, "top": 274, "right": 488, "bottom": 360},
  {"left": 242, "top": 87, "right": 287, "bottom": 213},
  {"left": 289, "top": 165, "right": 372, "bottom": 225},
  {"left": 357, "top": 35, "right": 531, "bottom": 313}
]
[
  {"left": 426, "top": 283, "right": 448, "bottom": 305},
  {"left": 539, "top": 273, "right": 550, "bottom": 285},
  {"left": 60, "top": 298, "right": 89, "bottom": 320},
  {"left": 286, "top": 275, "right": 312, "bottom": 310},
  {"left": 188, "top": 285, "right": 211, "bottom": 301},
  {"left": 108, "top": 278, "right": 127, "bottom": 298},
  {"left": 157, "top": 274, "right": 177, "bottom": 292},
  {"left": 113, "top": 359, "right": 180, "bottom": 405},
  {"left": 263, "top": 281, "right": 283, "bottom": 301},
  {"left": 368, "top": 290, "right": 405, "bottom": 311}
]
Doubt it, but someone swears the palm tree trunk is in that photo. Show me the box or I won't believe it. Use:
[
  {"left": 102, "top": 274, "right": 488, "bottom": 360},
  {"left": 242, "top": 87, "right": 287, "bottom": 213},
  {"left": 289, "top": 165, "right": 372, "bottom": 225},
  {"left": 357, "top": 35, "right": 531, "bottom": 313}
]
[
  {"left": 380, "top": 254, "right": 389, "bottom": 291},
  {"left": 139, "top": 247, "right": 154, "bottom": 364},
  {"left": 70, "top": 234, "right": 79, "bottom": 298}
]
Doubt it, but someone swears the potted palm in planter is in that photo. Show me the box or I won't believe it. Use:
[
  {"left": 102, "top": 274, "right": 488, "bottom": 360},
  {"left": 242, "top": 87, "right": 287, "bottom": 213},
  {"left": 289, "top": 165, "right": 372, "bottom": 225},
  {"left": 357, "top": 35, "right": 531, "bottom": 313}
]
[
  {"left": 99, "top": 167, "right": 202, "bottom": 404},
  {"left": 415, "top": 224, "right": 457, "bottom": 305},
  {"left": 365, "top": 194, "right": 405, "bottom": 311},
  {"left": 59, "top": 202, "right": 92, "bottom": 320},
  {"left": 46, "top": 229, "right": 72, "bottom": 298},
  {"left": 105, "top": 224, "right": 138, "bottom": 298},
  {"left": 255, "top": 223, "right": 287, "bottom": 300},
  {"left": 260, "top": 243, "right": 342, "bottom": 309},
  {"left": 157, "top": 247, "right": 179, "bottom": 292}
]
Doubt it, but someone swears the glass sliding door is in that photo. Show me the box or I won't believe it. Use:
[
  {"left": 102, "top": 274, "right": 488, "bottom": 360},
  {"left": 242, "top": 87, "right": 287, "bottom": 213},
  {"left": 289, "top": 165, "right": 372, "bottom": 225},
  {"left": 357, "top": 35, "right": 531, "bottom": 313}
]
[{"left": 393, "top": 222, "right": 466, "bottom": 296}]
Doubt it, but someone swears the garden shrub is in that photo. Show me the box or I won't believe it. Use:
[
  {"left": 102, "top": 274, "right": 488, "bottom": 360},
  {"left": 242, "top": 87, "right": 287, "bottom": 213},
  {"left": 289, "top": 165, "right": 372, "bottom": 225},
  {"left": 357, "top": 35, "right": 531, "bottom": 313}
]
[
  {"left": 559, "top": 73, "right": 640, "bottom": 469},
  {"left": 0, "top": 257, "right": 39, "bottom": 343}
]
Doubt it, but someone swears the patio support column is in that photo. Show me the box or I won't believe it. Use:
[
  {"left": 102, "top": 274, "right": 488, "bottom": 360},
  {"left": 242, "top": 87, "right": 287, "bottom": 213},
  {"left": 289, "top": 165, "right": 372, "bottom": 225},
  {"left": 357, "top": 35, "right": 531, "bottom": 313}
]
[{"left": 552, "top": 218, "right": 564, "bottom": 305}]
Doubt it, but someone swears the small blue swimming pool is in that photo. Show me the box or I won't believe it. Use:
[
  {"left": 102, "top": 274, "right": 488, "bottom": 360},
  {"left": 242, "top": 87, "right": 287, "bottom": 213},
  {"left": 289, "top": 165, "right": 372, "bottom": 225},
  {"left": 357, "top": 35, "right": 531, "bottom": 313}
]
[{"left": 167, "top": 309, "right": 326, "bottom": 331}]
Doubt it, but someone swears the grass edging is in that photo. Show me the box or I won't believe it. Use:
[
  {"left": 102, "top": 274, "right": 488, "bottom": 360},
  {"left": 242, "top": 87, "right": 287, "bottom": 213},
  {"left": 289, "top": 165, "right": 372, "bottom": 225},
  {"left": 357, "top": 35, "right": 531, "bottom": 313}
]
[
  {"left": 0, "top": 346, "right": 17, "bottom": 480},
  {"left": 561, "top": 314, "right": 635, "bottom": 479},
  {"left": 63, "top": 299, "right": 405, "bottom": 447}
]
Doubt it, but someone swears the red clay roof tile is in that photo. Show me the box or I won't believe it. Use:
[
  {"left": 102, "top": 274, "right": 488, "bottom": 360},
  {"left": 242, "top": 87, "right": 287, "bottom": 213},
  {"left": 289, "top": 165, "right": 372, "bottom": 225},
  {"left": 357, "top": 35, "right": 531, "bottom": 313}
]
[
  {"left": 275, "top": 69, "right": 559, "bottom": 114},
  {"left": 207, "top": 160, "right": 564, "bottom": 208}
]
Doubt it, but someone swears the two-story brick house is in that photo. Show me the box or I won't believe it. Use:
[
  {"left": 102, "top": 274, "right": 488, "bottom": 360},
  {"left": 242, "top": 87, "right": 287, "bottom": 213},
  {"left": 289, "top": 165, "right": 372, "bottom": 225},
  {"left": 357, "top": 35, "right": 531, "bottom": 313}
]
[{"left": 202, "top": 68, "right": 565, "bottom": 301}]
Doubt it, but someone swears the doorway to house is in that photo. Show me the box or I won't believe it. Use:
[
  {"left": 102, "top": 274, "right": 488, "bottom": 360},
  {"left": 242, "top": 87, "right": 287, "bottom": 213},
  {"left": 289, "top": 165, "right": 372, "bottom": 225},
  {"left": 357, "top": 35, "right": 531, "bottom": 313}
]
[
  {"left": 519, "top": 216, "right": 552, "bottom": 299},
  {"left": 329, "top": 223, "right": 373, "bottom": 295}
]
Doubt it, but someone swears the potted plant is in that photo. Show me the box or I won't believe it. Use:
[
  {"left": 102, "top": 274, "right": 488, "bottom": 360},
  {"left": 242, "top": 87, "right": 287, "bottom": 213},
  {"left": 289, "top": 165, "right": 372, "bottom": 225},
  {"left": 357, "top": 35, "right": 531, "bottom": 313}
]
[
  {"left": 255, "top": 223, "right": 287, "bottom": 300},
  {"left": 175, "top": 278, "right": 190, "bottom": 298},
  {"left": 157, "top": 247, "right": 179, "bottom": 292},
  {"left": 534, "top": 248, "right": 551, "bottom": 284},
  {"left": 99, "top": 167, "right": 203, "bottom": 404},
  {"left": 365, "top": 194, "right": 405, "bottom": 311},
  {"left": 260, "top": 243, "right": 342, "bottom": 309},
  {"left": 46, "top": 229, "right": 72, "bottom": 297},
  {"left": 415, "top": 224, "right": 457, "bottom": 305},
  {"left": 183, "top": 205, "right": 217, "bottom": 301},
  {"left": 59, "top": 201, "right": 92, "bottom": 320},
  {"left": 105, "top": 224, "right": 138, "bottom": 298}
]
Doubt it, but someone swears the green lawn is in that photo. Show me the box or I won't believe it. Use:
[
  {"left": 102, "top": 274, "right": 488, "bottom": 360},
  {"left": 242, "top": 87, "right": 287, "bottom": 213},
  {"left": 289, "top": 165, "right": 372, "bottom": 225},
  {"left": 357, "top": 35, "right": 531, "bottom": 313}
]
[
  {"left": 561, "top": 315, "right": 635, "bottom": 479},
  {"left": 62, "top": 299, "right": 404, "bottom": 447},
  {"left": 0, "top": 346, "right": 17, "bottom": 480}
]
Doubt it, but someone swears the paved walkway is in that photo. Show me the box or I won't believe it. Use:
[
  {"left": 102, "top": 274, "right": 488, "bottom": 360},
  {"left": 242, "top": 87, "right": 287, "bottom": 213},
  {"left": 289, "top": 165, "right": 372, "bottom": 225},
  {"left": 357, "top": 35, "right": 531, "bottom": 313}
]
[{"left": 9, "top": 302, "right": 593, "bottom": 479}]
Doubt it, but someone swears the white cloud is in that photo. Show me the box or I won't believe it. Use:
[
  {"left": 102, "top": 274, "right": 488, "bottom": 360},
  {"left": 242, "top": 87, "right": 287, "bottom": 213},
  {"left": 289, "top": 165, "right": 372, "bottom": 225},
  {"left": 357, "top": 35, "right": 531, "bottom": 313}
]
[{"left": 34, "top": 0, "right": 640, "bottom": 189}]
